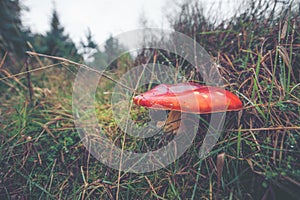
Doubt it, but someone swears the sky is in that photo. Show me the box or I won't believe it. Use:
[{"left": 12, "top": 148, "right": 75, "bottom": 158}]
[
  {"left": 21, "top": 0, "right": 172, "bottom": 46},
  {"left": 21, "top": 0, "right": 251, "bottom": 45},
  {"left": 21, "top": 0, "right": 296, "bottom": 48},
  {"left": 21, "top": 0, "right": 253, "bottom": 48}
]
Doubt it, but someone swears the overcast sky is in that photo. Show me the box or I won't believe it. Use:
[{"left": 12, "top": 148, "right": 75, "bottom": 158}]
[
  {"left": 21, "top": 0, "right": 173, "bottom": 46},
  {"left": 21, "top": 0, "right": 296, "bottom": 46},
  {"left": 21, "top": 0, "right": 250, "bottom": 47}
]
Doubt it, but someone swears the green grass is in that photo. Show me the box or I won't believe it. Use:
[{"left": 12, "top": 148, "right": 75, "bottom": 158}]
[
  {"left": 1, "top": 58, "right": 299, "bottom": 199},
  {"left": 1, "top": 2, "right": 300, "bottom": 199}
]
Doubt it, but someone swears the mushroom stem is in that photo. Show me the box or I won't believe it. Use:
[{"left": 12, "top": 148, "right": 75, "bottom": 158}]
[{"left": 164, "top": 110, "right": 182, "bottom": 134}]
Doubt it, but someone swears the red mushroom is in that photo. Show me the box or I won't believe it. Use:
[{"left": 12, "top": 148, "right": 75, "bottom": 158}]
[
  {"left": 133, "top": 82, "right": 243, "bottom": 114},
  {"left": 133, "top": 82, "right": 243, "bottom": 134}
]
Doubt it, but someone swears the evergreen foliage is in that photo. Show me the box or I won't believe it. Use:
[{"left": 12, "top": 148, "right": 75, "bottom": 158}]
[
  {"left": 0, "top": 0, "right": 27, "bottom": 58},
  {"left": 44, "top": 9, "right": 82, "bottom": 62},
  {"left": 90, "top": 35, "right": 128, "bottom": 70}
]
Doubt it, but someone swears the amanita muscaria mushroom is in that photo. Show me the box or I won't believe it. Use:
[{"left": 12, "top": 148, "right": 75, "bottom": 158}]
[
  {"left": 133, "top": 82, "right": 243, "bottom": 133},
  {"left": 133, "top": 82, "right": 243, "bottom": 114}
]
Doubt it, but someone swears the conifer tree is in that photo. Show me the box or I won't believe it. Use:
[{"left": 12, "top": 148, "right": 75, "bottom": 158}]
[
  {"left": 0, "top": 0, "right": 27, "bottom": 58},
  {"left": 45, "top": 9, "right": 82, "bottom": 62}
]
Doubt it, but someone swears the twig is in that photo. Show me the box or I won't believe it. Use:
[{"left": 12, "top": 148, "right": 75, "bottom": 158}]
[
  {"left": 25, "top": 57, "right": 34, "bottom": 104},
  {"left": 145, "top": 176, "right": 159, "bottom": 198},
  {"left": 27, "top": 42, "right": 45, "bottom": 68},
  {"left": 0, "top": 52, "right": 8, "bottom": 69},
  {"left": 26, "top": 51, "right": 136, "bottom": 93},
  {"left": 227, "top": 126, "right": 300, "bottom": 132},
  {"left": 243, "top": 100, "right": 300, "bottom": 110},
  {"left": 0, "top": 62, "right": 63, "bottom": 81}
]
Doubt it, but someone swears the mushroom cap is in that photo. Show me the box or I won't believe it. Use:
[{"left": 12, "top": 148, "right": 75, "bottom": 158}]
[{"left": 133, "top": 82, "right": 243, "bottom": 114}]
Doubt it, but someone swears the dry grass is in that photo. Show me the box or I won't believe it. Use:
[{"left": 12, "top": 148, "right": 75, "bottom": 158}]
[{"left": 0, "top": 1, "right": 300, "bottom": 199}]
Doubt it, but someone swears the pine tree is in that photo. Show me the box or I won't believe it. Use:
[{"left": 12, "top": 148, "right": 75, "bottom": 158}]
[
  {"left": 89, "top": 35, "right": 132, "bottom": 71},
  {"left": 103, "top": 35, "right": 126, "bottom": 70},
  {"left": 45, "top": 9, "right": 82, "bottom": 62},
  {"left": 0, "top": 0, "right": 27, "bottom": 58},
  {"left": 80, "top": 28, "right": 98, "bottom": 62}
]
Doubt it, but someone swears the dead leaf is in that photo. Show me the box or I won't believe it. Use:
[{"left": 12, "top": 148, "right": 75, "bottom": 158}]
[{"left": 217, "top": 152, "right": 225, "bottom": 189}]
